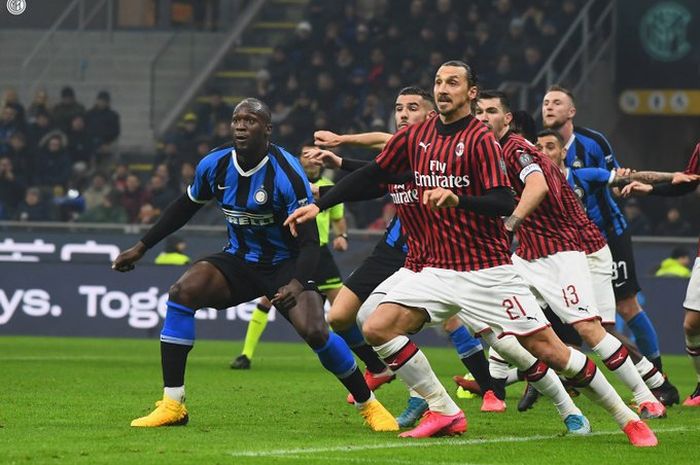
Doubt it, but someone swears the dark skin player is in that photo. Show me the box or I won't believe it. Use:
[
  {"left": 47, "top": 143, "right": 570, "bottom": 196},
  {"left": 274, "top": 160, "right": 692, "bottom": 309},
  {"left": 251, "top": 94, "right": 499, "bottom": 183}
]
[{"left": 113, "top": 100, "right": 326, "bottom": 347}]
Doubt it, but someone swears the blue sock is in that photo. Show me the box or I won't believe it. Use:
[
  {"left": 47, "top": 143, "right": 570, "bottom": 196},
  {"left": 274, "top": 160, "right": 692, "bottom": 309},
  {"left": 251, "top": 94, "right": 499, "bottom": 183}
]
[
  {"left": 336, "top": 325, "right": 366, "bottom": 348},
  {"left": 449, "top": 325, "right": 483, "bottom": 358},
  {"left": 627, "top": 311, "right": 660, "bottom": 360},
  {"left": 314, "top": 332, "right": 357, "bottom": 378},
  {"left": 160, "top": 300, "right": 196, "bottom": 346}
]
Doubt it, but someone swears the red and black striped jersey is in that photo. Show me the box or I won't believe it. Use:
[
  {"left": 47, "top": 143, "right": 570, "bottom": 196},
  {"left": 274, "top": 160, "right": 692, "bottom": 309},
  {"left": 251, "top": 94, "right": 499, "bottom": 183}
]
[
  {"left": 501, "top": 132, "right": 584, "bottom": 260},
  {"left": 684, "top": 143, "right": 700, "bottom": 256},
  {"left": 376, "top": 114, "right": 512, "bottom": 272},
  {"left": 560, "top": 176, "right": 608, "bottom": 255}
]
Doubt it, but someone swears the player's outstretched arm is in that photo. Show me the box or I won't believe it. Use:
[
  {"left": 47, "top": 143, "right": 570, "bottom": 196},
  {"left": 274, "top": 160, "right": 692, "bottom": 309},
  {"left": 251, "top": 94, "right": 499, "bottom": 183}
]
[
  {"left": 315, "top": 129, "right": 392, "bottom": 150},
  {"left": 112, "top": 194, "right": 203, "bottom": 272},
  {"left": 505, "top": 171, "right": 548, "bottom": 232},
  {"left": 423, "top": 186, "right": 515, "bottom": 217},
  {"left": 611, "top": 169, "right": 698, "bottom": 187}
]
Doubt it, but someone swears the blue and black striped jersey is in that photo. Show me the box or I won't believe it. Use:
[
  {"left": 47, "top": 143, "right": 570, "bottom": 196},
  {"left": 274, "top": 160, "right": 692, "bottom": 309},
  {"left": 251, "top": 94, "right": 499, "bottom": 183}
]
[
  {"left": 383, "top": 215, "right": 408, "bottom": 253},
  {"left": 187, "top": 143, "right": 313, "bottom": 265},
  {"left": 565, "top": 126, "right": 627, "bottom": 237}
]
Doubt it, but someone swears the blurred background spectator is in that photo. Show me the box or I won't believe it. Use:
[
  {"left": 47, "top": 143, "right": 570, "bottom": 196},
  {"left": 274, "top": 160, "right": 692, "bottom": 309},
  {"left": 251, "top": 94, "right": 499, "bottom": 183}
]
[{"left": 655, "top": 247, "right": 692, "bottom": 278}]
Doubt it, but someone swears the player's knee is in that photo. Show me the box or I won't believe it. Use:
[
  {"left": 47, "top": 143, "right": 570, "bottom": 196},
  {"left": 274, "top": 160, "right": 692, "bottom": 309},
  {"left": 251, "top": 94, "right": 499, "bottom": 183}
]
[
  {"left": 442, "top": 315, "right": 462, "bottom": 333},
  {"left": 168, "top": 281, "right": 197, "bottom": 308},
  {"left": 684, "top": 317, "right": 700, "bottom": 336},
  {"left": 327, "top": 306, "right": 352, "bottom": 332},
  {"left": 362, "top": 317, "right": 389, "bottom": 346},
  {"left": 616, "top": 296, "right": 640, "bottom": 319},
  {"left": 299, "top": 323, "right": 329, "bottom": 348},
  {"left": 573, "top": 320, "right": 604, "bottom": 345}
]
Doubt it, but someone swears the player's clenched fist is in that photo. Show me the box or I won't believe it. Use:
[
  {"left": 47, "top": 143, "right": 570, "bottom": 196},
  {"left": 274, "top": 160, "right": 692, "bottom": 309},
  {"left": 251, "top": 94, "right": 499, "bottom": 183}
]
[
  {"left": 112, "top": 241, "right": 147, "bottom": 272},
  {"left": 283, "top": 204, "right": 320, "bottom": 236},
  {"left": 314, "top": 130, "right": 343, "bottom": 148},
  {"left": 423, "top": 187, "right": 459, "bottom": 210}
]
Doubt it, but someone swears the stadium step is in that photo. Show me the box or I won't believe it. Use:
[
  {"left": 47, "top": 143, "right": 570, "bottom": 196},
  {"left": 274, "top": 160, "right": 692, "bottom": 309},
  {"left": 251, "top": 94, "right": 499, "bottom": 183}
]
[{"left": 214, "top": 70, "right": 259, "bottom": 79}]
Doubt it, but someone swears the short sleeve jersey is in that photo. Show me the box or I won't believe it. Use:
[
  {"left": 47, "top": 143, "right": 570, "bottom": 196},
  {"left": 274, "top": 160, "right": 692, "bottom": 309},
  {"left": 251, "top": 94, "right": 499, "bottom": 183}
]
[{"left": 188, "top": 143, "right": 313, "bottom": 265}]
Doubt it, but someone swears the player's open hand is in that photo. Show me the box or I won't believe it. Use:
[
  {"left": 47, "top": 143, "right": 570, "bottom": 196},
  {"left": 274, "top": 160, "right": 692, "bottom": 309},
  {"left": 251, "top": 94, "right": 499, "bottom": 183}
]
[
  {"left": 112, "top": 241, "right": 146, "bottom": 272},
  {"left": 314, "top": 130, "right": 342, "bottom": 148},
  {"left": 284, "top": 204, "right": 321, "bottom": 236},
  {"left": 272, "top": 279, "right": 304, "bottom": 310},
  {"left": 671, "top": 171, "right": 700, "bottom": 184},
  {"left": 303, "top": 147, "right": 342, "bottom": 169},
  {"left": 620, "top": 181, "right": 653, "bottom": 197},
  {"left": 423, "top": 187, "right": 459, "bottom": 210}
]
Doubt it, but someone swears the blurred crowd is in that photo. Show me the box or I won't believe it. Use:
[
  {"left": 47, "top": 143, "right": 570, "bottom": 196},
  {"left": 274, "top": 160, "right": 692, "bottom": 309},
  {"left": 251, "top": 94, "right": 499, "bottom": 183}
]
[{"left": 0, "top": 0, "right": 697, "bottom": 234}]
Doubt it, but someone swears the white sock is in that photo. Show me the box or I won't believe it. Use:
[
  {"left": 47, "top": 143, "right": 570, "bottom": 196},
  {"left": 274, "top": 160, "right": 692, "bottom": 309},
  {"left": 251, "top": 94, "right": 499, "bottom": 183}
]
[
  {"left": 635, "top": 357, "right": 665, "bottom": 390},
  {"left": 374, "top": 337, "right": 460, "bottom": 416},
  {"left": 686, "top": 334, "right": 700, "bottom": 382},
  {"left": 487, "top": 346, "right": 511, "bottom": 380},
  {"left": 355, "top": 391, "right": 376, "bottom": 409},
  {"left": 489, "top": 334, "right": 581, "bottom": 420},
  {"left": 164, "top": 386, "right": 185, "bottom": 403},
  {"left": 563, "top": 348, "right": 638, "bottom": 428},
  {"left": 592, "top": 334, "right": 656, "bottom": 405},
  {"left": 506, "top": 368, "right": 520, "bottom": 385}
]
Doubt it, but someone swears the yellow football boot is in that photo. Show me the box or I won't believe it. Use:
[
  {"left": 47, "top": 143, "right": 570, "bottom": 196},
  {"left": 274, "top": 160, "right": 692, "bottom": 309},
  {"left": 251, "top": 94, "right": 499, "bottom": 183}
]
[
  {"left": 359, "top": 399, "right": 399, "bottom": 432},
  {"left": 131, "top": 395, "right": 189, "bottom": 427}
]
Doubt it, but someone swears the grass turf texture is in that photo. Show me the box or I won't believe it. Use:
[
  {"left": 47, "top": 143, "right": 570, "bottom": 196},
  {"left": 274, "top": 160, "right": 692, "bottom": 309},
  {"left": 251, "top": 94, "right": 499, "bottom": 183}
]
[{"left": 2, "top": 336, "right": 699, "bottom": 465}]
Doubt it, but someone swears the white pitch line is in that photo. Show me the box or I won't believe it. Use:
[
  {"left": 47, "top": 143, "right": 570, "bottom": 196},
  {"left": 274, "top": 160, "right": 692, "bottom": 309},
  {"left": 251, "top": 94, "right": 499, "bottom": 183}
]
[{"left": 228, "top": 426, "right": 691, "bottom": 458}]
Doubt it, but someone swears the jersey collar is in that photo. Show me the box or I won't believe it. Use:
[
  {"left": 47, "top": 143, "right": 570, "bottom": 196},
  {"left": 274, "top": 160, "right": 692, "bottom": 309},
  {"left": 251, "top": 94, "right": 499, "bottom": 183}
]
[
  {"left": 436, "top": 114, "right": 473, "bottom": 136},
  {"left": 232, "top": 149, "right": 269, "bottom": 177},
  {"left": 564, "top": 133, "right": 576, "bottom": 152}
]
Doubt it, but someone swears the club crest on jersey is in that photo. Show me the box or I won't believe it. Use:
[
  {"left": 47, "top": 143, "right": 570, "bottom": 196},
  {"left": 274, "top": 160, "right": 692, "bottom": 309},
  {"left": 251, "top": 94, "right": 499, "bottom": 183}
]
[
  {"left": 455, "top": 141, "right": 465, "bottom": 157},
  {"left": 572, "top": 158, "right": 584, "bottom": 169},
  {"left": 254, "top": 187, "right": 268, "bottom": 205}
]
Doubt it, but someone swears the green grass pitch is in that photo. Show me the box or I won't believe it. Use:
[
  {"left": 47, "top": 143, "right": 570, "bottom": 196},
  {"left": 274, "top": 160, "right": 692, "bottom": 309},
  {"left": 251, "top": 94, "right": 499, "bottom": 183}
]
[{"left": 2, "top": 336, "right": 699, "bottom": 465}]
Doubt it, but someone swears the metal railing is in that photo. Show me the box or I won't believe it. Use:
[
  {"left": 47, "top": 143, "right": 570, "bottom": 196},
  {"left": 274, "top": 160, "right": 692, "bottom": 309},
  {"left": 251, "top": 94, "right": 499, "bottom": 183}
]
[
  {"left": 153, "top": 0, "right": 267, "bottom": 137},
  {"left": 498, "top": 0, "right": 617, "bottom": 117},
  {"left": 19, "top": 0, "right": 114, "bottom": 99}
]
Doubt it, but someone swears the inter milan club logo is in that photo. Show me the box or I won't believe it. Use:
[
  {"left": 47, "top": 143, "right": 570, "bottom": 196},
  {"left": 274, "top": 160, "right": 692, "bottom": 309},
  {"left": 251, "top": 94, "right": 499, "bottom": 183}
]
[
  {"left": 455, "top": 141, "right": 465, "bottom": 157},
  {"left": 254, "top": 187, "right": 268, "bottom": 205},
  {"left": 640, "top": 1, "right": 691, "bottom": 62},
  {"left": 7, "top": 0, "right": 26, "bottom": 15}
]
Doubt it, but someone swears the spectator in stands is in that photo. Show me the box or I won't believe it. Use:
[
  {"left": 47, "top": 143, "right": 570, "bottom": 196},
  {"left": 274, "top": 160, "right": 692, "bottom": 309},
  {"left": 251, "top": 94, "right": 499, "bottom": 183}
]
[
  {"left": 172, "top": 113, "right": 202, "bottom": 164},
  {"left": 155, "top": 235, "right": 190, "bottom": 265},
  {"left": 655, "top": 247, "right": 692, "bottom": 278},
  {"left": 5, "top": 132, "right": 32, "bottom": 185},
  {"left": 137, "top": 202, "right": 159, "bottom": 224},
  {"left": 522, "top": 44, "right": 544, "bottom": 80},
  {"left": 0, "top": 104, "right": 22, "bottom": 154},
  {"left": 0, "top": 156, "right": 25, "bottom": 215},
  {"left": 112, "top": 162, "right": 130, "bottom": 192},
  {"left": 2, "top": 89, "right": 26, "bottom": 124},
  {"left": 77, "top": 190, "right": 126, "bottom": 223},
  {"left": 52, "top": 86, "right": 85, "bottom": 132},
  {"left": 85, "top": 90, "right": 120, "bottom": 147},
  {"left": 623, "top": 198, "right": 652, "bottom": 235},
  {"left": 14, "top": 187, "right": 52, "bottom": 221},
  {"left": 27, "top": 109, "right": 54, "bottom": 152},
  {"left": 210, "top": 121, "right": 231, "bottom": 148},
  {"left": 267, "top": 46, "right": 291, "bottom": 90},
  {"left": 82, "top": 172, "right": 112, "bottom": 211},
  {"left": 34, "top": 132, "right": 71, "bottom": 189},
  {"left": 147, "top": 173, "right": 177, "bottom": 211},
  {"left": 196, "top": 89, "right": 232, "bottom": 134},
  {"left": 66, "top": 114, "right": 95, "bottom": 170},
  {"left": 655, "top": 206, "right": 693, "bottom": 237},
  {"left": 285, "top": 21, "right": 315, "bottom": 67},
  {"left": 320, "top": 21, "right": 345, "bottom": 62},
  {"left": 195, "top": 139, "right": 211, "bottom": 162},
  {"left": 27, "top": 89, "right": 49, "bottom": 123},
  {"left": 253, "top": 69, "right": 274, "bottom": 103},
  {"left": 442, "top": 23, "right": 465, "bottom": 61},
  {"left": 351, "top": 23, "right": 372, "bottom": 67},
  {"left": 178, "top": 162, "right": 195, "bottom": 194},
  {"left": 120, "top": 173, "right": 151, "bottom": 223}
]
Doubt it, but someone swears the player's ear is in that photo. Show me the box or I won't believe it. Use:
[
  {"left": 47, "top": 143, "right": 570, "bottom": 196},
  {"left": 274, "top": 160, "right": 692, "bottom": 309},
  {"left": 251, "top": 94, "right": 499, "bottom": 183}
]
[
  {"left": 569, "top": 105, "right": 576, "bottom": 119},
  {"left": 504, "top": 112, "right": 513, "bottom": 126},
  {"left": 467, "top": 85, "right": 478, "bottom": 100},
  {"left": 266, "top": 123, "right": 272, "bottom": 137}
]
